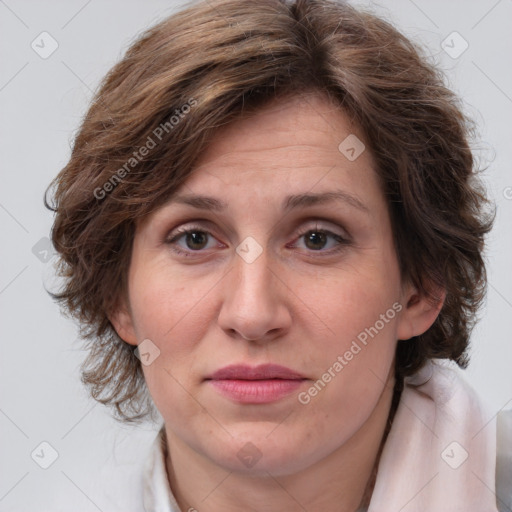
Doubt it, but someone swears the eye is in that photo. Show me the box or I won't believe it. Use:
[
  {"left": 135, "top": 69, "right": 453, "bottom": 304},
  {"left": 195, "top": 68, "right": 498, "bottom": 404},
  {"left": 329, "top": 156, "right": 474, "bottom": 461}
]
[
  {"left": 165, "top": 222, "right": 350, "bottom": 258},
  {"left": 165, "top": 225, "right": 222, "bottom": 256},
  {"left": 290, "top": 226, "right": 350, "bottom": 254}
]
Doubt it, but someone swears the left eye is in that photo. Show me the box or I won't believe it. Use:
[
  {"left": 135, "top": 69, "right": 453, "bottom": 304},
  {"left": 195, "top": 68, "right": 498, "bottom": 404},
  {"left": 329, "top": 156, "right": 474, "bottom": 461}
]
[{"left": 292, "top": 229, "right": 348, "bottom": 252}]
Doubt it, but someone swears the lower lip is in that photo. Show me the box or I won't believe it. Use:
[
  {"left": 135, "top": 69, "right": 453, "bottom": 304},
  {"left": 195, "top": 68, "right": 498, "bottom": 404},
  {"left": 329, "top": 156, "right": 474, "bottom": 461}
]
[{"left": 208, "top": 379, "right": 305, "bottom": 404}]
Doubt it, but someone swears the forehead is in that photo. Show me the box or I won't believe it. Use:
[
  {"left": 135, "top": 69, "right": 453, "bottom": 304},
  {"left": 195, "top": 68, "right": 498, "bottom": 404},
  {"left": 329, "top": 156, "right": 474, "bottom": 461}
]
[
  {"left": 178, "top": 91, "right": 379, "bottom": 205},
  {"left": 196, "top": 92, "right": 370, "bottom": 164}
]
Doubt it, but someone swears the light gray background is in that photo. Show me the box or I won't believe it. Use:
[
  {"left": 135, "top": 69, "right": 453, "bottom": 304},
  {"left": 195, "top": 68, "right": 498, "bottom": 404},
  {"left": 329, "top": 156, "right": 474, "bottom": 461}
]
[{"left": 1, "top": 0, "right": 511, "bottom": 510}]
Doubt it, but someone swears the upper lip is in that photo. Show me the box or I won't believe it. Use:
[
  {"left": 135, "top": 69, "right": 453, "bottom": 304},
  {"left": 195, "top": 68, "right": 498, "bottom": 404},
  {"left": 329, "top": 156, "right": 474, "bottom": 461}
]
[{"left": 207, "top": 364, "right": 305, "bottom": 381}]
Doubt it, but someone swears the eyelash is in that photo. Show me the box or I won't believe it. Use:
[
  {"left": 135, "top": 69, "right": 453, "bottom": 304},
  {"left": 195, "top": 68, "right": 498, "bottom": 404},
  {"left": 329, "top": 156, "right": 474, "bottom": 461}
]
[{"left": 165, "top": 223, "right": 351, "bottom": 258}]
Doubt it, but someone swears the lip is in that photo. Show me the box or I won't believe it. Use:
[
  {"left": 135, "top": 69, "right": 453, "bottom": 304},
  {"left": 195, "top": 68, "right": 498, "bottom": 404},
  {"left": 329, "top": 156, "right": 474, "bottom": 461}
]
[
  {"left": 206, "top": 364, "right": 307, "bottom": 404},
  {"left": 208, "top": 364, "right": 305, "bottom": 381}
]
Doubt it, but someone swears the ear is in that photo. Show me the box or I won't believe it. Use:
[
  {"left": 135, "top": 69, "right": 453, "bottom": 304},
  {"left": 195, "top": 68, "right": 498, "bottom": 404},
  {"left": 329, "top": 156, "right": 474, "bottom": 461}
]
[
  {"left": 396, "top": 280, "right": 445, "bottom": 341},
  {"left": 108, "top": 299, "right": 138, "bottom": 346}
]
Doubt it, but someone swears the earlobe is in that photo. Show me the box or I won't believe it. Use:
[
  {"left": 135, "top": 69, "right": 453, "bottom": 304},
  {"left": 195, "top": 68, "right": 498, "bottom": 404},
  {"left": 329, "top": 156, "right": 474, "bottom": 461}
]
[
  {"left": 108, "top": 302, "right": 138, "bottom": 346},
  {"left": 396, "top": 282, "right": 445, "bottom": 341}
]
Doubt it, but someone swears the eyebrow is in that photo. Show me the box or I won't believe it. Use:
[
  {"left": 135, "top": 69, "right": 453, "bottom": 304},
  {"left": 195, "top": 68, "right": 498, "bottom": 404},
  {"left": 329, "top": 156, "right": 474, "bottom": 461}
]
[{"left": 171, "top": 189, "right": 369, "bottom": 214}]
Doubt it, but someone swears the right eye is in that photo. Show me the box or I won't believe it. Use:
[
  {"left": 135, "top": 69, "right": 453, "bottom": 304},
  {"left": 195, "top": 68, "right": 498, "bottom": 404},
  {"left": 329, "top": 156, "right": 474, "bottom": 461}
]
[{"left": 165, "top": 225, "right": 223, "bottom": 257}]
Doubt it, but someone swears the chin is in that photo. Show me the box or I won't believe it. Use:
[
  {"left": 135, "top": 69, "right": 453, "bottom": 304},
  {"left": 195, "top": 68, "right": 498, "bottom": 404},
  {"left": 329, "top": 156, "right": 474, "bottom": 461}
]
[{"left": 203, "top": 425, "right": 324, "bottom": 476}]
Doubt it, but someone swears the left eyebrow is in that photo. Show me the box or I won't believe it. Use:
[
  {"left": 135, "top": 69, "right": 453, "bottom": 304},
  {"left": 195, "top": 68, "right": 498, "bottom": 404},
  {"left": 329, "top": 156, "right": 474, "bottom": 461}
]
[
  {"left": 282, "top": 190, "right": 369, "bottom": 214},
  {"left": 170, "top": 189, "right": 369, "bottom": 214}
]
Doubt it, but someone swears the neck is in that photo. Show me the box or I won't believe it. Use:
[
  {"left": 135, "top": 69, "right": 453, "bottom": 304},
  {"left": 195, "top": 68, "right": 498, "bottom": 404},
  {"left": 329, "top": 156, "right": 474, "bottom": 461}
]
[{"left": 164, "top": 375, "right": 398, "bottom": 512}]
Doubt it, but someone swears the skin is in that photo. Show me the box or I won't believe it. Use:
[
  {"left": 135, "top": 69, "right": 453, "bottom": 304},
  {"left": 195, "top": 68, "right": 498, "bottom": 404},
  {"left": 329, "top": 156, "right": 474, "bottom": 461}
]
[{"left": 112, "top": 91, "right": 443, "bottom": 512}]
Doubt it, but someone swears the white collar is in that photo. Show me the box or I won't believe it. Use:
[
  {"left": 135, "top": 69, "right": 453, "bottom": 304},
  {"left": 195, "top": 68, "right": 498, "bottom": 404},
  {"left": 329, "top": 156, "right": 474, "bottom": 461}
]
[{"left": 368, "top": 360, "right": 499, "bottom": 511}]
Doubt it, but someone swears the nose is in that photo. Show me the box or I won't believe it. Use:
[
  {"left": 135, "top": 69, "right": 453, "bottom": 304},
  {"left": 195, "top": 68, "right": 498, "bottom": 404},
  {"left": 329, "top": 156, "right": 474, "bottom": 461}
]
[{"left": 217, "top": 243, "right": 292, "bottom": 342}]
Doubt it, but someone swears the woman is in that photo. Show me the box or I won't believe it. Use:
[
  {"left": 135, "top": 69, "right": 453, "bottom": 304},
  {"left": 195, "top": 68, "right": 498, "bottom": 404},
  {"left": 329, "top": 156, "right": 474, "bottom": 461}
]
[{"left": 46, "top": 0, "right": 511, "bottom": 510}]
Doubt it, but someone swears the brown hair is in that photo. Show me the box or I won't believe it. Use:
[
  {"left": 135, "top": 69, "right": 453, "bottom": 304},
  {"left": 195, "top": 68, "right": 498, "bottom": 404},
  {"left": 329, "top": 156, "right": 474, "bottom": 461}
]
[{"left": 45, "top": 0, "right": 494, "bottom": 422}]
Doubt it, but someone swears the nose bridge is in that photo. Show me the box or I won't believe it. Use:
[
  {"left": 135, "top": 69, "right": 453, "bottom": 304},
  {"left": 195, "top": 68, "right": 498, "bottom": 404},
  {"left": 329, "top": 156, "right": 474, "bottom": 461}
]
[
  {"left": 232, "top": 239, "right": 275, "bottom": 308},
  {"left": 218, "top": 238, "right": 288, "bottom": 340}
]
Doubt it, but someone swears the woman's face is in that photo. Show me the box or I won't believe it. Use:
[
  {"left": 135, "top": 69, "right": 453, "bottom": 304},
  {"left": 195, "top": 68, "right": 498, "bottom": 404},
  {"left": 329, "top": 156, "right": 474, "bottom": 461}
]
[{"left": 114, "top": 92, "right": 432, "bottom": 476}]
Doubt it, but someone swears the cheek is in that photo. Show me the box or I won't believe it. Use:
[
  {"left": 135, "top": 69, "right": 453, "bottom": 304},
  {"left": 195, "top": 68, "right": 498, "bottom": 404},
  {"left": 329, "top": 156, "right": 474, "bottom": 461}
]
[
  {"left": 133, "top": 288, "right": 212, "bottom": 425},
  {"left": 128, "top": 258, "right": 217, "bottom": 347},
  {"left": 128, "top": 261, "right": 222, "bottom": 413},
  {"left": 308, "top": 279, "right": 398, "bottom": 388},
  {"left": 294, "top": 255, "right": 401, "bottom": 410},
  {"left": 297, "top": 254, "right": 401, "bottom": 347}
]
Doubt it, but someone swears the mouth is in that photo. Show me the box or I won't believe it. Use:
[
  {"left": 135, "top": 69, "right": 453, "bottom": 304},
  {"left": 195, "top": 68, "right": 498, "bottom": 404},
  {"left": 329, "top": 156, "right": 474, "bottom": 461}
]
[{"left": 205, "top": 364, "right": 307, "bottom": 404}]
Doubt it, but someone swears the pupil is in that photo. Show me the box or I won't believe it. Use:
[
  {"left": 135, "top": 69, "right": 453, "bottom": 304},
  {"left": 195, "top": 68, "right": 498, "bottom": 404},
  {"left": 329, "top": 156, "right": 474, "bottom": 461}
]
[
  {"left": 187, "top": 231, "right": 207, "bottom": 249},
  {"left": 305, "top": 231, "right": 326, "bottom": 250}
]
